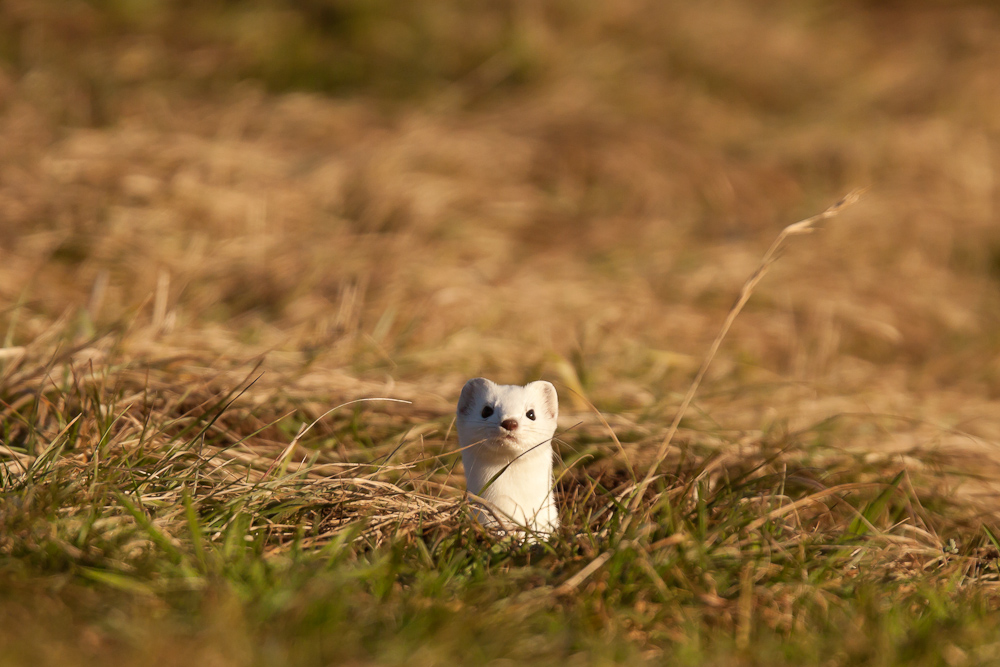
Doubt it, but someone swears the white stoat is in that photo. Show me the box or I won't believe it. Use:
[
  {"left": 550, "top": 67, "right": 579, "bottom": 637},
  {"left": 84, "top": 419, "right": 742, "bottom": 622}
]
[{"left": 456, "top": 377, "right": 559, "bottom": 536}]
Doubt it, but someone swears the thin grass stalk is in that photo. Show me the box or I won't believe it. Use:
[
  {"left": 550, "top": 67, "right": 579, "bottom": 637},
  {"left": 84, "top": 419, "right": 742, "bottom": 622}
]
[{"left": 629, "top": 189, "right": 866, "bottom": 511}]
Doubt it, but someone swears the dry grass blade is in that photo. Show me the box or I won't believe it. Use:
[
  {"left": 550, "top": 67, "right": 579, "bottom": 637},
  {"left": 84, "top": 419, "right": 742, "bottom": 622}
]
[
  {"left": 561, "top": 384, "right": 635, "bottom": 481},
  {"left": 741, "top": 481, "right": 881, "bottom": 533},
  {"left": 261, "top": 397, "right": 413, "bottom": 480},
  {"left": 554, "top": 550, "right": 613, "bottom": 595},
  {"left": 629, "top": 189, "right": 866, "bottom": 510}
]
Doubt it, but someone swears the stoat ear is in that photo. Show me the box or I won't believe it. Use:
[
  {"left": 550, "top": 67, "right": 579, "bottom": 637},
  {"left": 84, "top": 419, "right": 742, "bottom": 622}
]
[
  {"left": 458, "top": 377, "right": 492, "bottom": 416},
  {"left": 527, "top": 381, "right": 558, "bottom": 421}
]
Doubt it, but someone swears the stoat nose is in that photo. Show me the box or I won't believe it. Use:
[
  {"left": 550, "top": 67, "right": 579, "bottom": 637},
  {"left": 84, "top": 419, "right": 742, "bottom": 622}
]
[{"left": 500, "top": 418, "right": 518, "bottom": 432}]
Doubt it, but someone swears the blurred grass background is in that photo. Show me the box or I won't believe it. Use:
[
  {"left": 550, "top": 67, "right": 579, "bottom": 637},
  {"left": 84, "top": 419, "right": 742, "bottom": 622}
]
[
  {"left": 3, "top": 1, "right": 1000, "bottom": 665},
  {"left": 3, "top": 0, "right": 1000, "bottom": 394}
]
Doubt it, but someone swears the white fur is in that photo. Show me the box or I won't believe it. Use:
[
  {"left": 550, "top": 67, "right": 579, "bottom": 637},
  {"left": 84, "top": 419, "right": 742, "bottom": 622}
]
[{"left": 456, "top": 377, "right": 559, "bottom": 536}]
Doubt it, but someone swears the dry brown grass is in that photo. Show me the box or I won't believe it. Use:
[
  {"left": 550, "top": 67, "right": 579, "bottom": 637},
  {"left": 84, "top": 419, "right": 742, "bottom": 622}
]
[
  {"left": 4, "top": 1, "right": 1000, "bottom": 663},
  {"left": 6, "top": 0, "right": 1000, "bottom": 492}
]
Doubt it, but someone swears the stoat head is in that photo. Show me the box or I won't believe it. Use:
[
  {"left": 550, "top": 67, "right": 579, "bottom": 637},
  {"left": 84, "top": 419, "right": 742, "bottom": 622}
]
[{"left": 456, "top": 378, "right": 558, "bottom": 456}]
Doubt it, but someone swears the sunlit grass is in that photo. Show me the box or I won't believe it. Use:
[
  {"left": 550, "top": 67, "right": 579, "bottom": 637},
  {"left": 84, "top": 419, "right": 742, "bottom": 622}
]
[
  {"left": 2, "top": 320, "right": 1000, "bottom": 665},
  {"left": 3, "top": 1, "right": 1000, "bottom": 664}
]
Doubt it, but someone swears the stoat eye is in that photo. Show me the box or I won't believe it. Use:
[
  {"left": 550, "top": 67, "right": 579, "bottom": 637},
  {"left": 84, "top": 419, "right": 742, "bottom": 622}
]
[
  {"left": 526, "top": 409, "right": 536, "bottom": 421},
  {"left": 481, "top": 405, "right": 494, "bottom": 418}
]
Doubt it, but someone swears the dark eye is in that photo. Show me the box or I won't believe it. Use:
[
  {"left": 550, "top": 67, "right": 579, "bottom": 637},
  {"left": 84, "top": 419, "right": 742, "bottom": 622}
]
[
  {"left": 481, "top": 405, "right": 494, "bottom": 418},
  {"left": 526, "top": 409, "right": 536, "bottom": 421}
]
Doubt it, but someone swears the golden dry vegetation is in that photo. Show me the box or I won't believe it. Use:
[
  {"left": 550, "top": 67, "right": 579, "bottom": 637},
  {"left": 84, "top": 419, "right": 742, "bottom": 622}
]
[{"left": 3, "top": 1, "right": 1000, "bottom": 665}]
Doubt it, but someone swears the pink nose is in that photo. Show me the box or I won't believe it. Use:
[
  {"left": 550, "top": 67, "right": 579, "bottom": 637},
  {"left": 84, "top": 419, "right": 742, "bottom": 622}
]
[{"left": 501, "top": 419, "right": 518, "bottom": 432}]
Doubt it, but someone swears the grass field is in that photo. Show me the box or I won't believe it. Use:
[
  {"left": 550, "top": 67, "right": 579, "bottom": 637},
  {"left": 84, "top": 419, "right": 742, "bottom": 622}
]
[{"left": 3, "top": 1, "right": 1000, "bottom": 664}]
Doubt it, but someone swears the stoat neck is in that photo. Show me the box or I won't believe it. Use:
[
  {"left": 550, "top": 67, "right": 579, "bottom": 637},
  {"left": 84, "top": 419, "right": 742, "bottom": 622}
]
[{"left": 462, "top": 443, "right": 556, "bottom": 530}]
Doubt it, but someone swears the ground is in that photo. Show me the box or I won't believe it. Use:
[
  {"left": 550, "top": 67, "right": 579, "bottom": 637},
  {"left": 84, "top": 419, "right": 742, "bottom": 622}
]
[{"left": 2, "top": 1, "right": 1000, "bottom": 665}]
